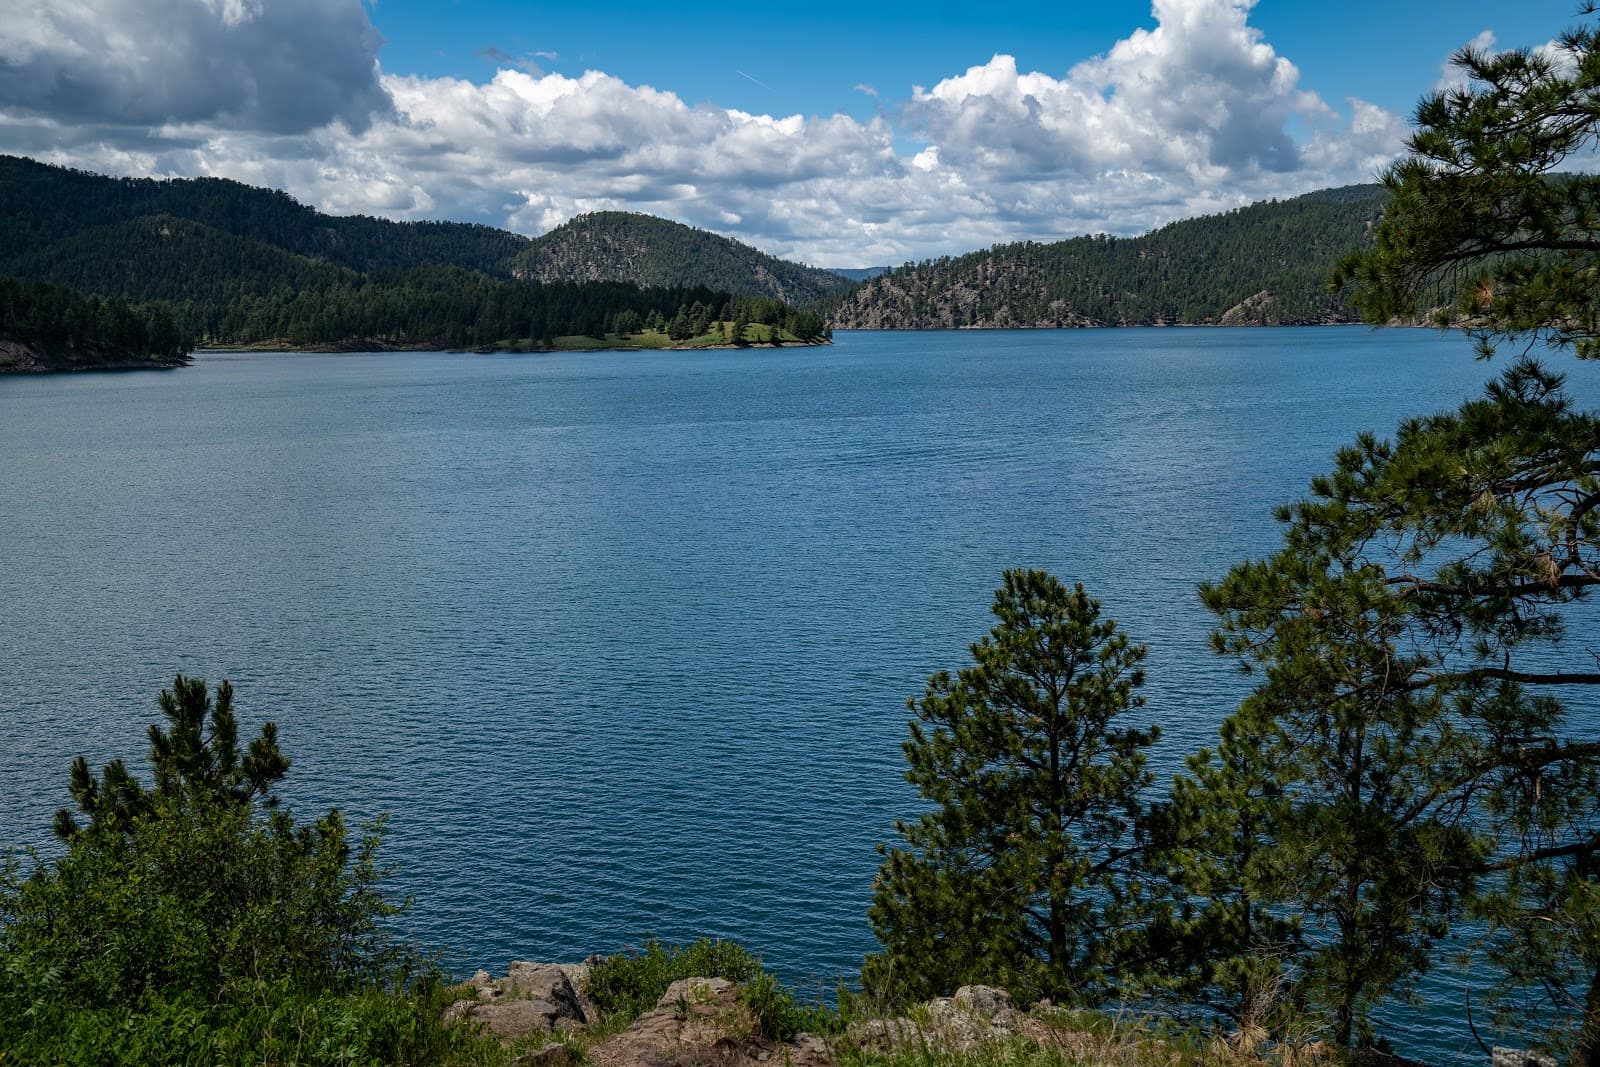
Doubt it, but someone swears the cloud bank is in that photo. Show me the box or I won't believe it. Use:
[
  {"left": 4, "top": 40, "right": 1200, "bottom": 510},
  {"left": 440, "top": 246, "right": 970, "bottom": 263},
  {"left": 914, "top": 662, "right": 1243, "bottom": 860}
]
[{"left": 0, "top": 0, "right": 1408, "bottom": 265}]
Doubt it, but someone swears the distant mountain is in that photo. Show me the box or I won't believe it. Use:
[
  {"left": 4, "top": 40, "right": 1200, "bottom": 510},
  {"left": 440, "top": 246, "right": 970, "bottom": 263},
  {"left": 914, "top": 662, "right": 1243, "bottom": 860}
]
[
  {"left": 829, "top": 267, "right": 889, "bottom": 282},
  {"left": 512, "top": 211, "right": 856, "bottom": 306},
  {"left": 826, "top": 186, "right": 1387, "bottom": 329},
  {"left": 0, "top": 155, "right": 528, "bottom": 277},
  {"left": 0, "top": 156, "right": 852, "bottom": 306}
]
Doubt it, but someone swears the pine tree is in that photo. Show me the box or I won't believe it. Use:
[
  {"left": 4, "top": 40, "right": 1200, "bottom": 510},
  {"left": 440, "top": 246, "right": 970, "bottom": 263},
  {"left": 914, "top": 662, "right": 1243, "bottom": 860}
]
[
  {"left": 865, "top": 570, "right": 1159, "bottom": 1005},
  {"left": 1333, "top": 13, "right": 1600, "bottom": 359},
  {"left": 54, "top": 675, "right": 289, "bottom": 839}
]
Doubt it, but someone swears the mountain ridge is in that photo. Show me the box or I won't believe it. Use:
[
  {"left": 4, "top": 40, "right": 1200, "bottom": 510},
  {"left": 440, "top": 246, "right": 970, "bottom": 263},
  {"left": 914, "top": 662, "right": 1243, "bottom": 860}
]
[
  {"left": 825, "top": 185, "right": 1388, "bottom": 329},
  {"left": 0, "top": 156, "right": 852, "bottom": 305}
]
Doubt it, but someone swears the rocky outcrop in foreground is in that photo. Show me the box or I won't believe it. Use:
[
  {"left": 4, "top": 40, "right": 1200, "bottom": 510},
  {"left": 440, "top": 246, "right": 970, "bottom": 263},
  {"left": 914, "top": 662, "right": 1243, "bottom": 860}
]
[
  {"left": 447, "top": 963, "right": 1146, "bottom": 1067},
  {"left": 447, "top": 962, "right": 831, "bottom": 1066},
  {"left": 451, "top": 961, "right": 1549, "bottom": 1067}
]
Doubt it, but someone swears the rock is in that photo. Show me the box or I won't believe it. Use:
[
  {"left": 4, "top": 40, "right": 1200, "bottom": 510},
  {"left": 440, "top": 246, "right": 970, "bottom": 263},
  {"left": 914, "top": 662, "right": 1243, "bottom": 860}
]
[
  {"left": 441, "top": 998, "right": 475, "bottom": 1028},
  {"left": 789, "top": 1033, "right": 830, "bottom": 1059},
  {"left": 656, "top": 976, "right": 738, "bottom": 1012},
  {"left": 557, "top": 963, "right": 599, "bottom": 1022},
  {"left": 469, "top": 997, "right": 567, "bottom": 1040},
  {"left": 1493, "top": 1051, "right": 1556, "bottom": 1067},
  {"left": 846, "top": 1016, "right": 930, "bottom": 1049},
  {"left": 505, "top": 961, "right": 591, "bottom": 1026},
  {"left": 952, "top": 985, "right": 1014, "bottom": 1020},
  {"left": 588, "top": 977, "right": 832, "bottom": 1067},
  {"left": 514, "top": 1045, "right": 576, "bottom": 1067}
]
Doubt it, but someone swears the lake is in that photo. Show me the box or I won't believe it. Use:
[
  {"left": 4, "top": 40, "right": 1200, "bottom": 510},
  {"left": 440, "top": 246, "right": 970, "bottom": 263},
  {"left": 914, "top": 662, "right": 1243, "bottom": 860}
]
[{"left": 1, "top": 327, "right": 1591, "bottom": 1060}]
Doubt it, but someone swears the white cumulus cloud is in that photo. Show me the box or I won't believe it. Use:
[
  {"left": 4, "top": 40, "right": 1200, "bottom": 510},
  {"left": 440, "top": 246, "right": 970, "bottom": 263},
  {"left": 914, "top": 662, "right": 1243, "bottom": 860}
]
[{"left": 0, "top": 0, "right": 388, "bottom": 134}]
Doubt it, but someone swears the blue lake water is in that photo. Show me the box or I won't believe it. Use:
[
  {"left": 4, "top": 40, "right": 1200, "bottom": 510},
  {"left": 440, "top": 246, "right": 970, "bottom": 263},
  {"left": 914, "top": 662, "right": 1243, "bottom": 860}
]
[{"left": 2, "top": 327, "right": 1593, "bottom": 1060}]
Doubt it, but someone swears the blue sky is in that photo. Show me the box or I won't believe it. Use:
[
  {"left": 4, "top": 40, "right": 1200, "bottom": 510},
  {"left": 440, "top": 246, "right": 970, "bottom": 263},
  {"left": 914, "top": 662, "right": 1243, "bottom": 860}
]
[
  {"left": 0, "top": 0, "right": 1586, "bottom": 264},
  {"left": 373, "top": 0, "right": 1577, "bottom": 123}
]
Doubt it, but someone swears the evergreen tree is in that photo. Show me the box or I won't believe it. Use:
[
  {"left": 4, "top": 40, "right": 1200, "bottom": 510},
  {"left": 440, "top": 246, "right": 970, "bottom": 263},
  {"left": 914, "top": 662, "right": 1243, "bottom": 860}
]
[
  {"left": 865, "top": 570, "right": 1159, "bottom": 1005},
  {"left": 1201, "top": 546, "right": 1487, "bottom": 1047},
  {"left": 1144, "top": 718, "right": 1299, "bottom": 1033},
  {"left": 54, "top": 676, "right": 288, "bottom": 840},
  {"left": 666, "top": 305, "right": 694, "bottom": 341},
  {"left": 0, "top": 679, "right": 439, "bottom": 1063},
  {"left": 1215, "top": 360, "right": 1600, "bottom": 1058},
  {"left": 1334, "top": 13, "right": 1600, "bottom": 359}
]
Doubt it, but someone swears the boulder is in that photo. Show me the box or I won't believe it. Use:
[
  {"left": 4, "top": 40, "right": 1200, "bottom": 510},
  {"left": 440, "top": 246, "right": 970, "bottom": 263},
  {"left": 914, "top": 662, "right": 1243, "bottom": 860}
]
[
  {"left": 658, "top": 977, "right": 737, "bottom": 1010},
  {"left": 588, "top": 977, "right": 832, "bottom": 1067},
  {"left": 505, "top": 961, "right": 591, "bottom": 1026},
  {"left": 469, "top": 997, "right": 569, "bottom": 1041},
  {"left": 513, "top": 1045, "right": 576, "bottom": 1067},
  {"left": 1492, "top": 1053, "right": 1556, "bottom": 1067},
  {"left": 952, "top": 985, "right": 1015, "bottom": 1021}
]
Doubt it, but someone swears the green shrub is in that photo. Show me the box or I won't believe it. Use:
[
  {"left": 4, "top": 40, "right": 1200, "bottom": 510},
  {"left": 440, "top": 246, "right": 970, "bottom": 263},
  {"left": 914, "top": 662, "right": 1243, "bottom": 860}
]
[
  {"left": 585, "top": 937, "right": 764, "bottom": 1022},
  {"left": 739, "top": 969, "right": 841, "bottom": 1040},
  {"left": 0, "top": 676, "right": 462, "bottom": 1065},
  {"left": 584, "top": 937, "right": 842, "bottom": 1040}
]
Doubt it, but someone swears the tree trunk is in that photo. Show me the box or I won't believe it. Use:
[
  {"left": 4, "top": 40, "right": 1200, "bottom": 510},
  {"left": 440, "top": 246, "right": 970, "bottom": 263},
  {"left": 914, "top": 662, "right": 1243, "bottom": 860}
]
[{"left": 1577, "top": 960, "right": 1600, "bottom": 1067}]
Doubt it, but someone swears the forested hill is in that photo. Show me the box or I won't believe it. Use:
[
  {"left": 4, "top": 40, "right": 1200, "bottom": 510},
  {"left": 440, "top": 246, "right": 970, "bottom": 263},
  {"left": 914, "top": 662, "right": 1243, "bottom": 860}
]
[
  {"left": 0, "top": 156, "right": 834, "bottom": 351},
  {"left": 825, "top": 186, "right": 1387, "bottom": 329},
  {"left": 511, "top": 212, "right": 855, "bottom": 306},
  {"left": 0, "top": 156, "right": 851, "bottom": 305},
  {"left": 0, "top": 156, "right": 527, "bottom": 276}
]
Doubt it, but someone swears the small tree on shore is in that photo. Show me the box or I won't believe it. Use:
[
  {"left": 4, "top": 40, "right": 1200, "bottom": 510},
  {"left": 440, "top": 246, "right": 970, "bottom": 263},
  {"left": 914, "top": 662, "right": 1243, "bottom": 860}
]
[{"left": 865, "top": 569, "right": 1159, "bottom": 1004}]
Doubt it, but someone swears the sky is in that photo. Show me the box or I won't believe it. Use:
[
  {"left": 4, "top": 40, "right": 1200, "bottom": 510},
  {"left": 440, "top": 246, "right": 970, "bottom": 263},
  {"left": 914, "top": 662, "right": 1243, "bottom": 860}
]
[{"left": 0, "top": 0, "right": 1584, "bottom": 266}]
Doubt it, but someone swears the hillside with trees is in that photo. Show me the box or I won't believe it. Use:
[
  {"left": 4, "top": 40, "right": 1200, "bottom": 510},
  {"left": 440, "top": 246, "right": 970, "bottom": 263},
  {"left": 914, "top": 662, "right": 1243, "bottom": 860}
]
[
  {"left": 0, "top": 157, "right": 833, "bottom": 352},
  {"left": 0, "top": 275, "right": 190, "bottom": 371},
  {"left": 0, "top": 156, "right": 853, "bottom": 317},
  {"left": 825, "top": 186, "right": 1387, "bottom": 329},
  {"left": 0, "top": 155, "right": 527, "bottom": 277},
  {"left": 510, "top": 211, "right": 855, "bottom": 306}
]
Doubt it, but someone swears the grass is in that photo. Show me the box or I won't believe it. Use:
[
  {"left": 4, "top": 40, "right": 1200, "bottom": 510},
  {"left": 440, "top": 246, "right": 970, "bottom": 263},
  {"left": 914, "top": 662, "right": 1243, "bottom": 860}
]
[{"left": 585, "top": 937, "right": 765, "bottom": 1023}]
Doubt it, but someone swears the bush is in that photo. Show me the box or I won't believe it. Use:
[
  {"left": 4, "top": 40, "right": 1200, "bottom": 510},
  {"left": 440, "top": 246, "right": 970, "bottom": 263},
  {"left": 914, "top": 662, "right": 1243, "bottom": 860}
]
[
  {"left": 0, "top": 676, "right": 462, "bottom": 1066},
  {"left": 584, "top": 937, "right": 841, "bottom": 1040},
  {"left": 585, "top": 937, "right": 764, "bottom": 1022}
]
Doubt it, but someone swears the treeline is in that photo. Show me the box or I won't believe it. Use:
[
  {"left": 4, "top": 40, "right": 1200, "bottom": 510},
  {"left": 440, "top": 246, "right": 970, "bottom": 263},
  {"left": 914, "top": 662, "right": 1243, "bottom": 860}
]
[
  {"left": 0, "top": 155, "right": 854, "bottom": 313},
  {"left": 0, "top": 275, "right": 190, "bottom": 366},
  {"left": 826, "top": 186, "right": 1387, "bottom": 328},
  {"left": 181, "top": 268, "right": 807, "bottom": 348},
  {"left": 640, "top": 294, "right": 827, "bottom": 343}
]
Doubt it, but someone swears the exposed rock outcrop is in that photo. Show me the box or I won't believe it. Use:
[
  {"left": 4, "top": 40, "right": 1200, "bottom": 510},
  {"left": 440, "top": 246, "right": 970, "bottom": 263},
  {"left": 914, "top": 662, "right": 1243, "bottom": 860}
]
[
  {"left": 444, "top": 960, "right": 595, "bottom": 1042},
  {"left": 586, "top": 976, "right": 830, "bottom": 1067}
]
